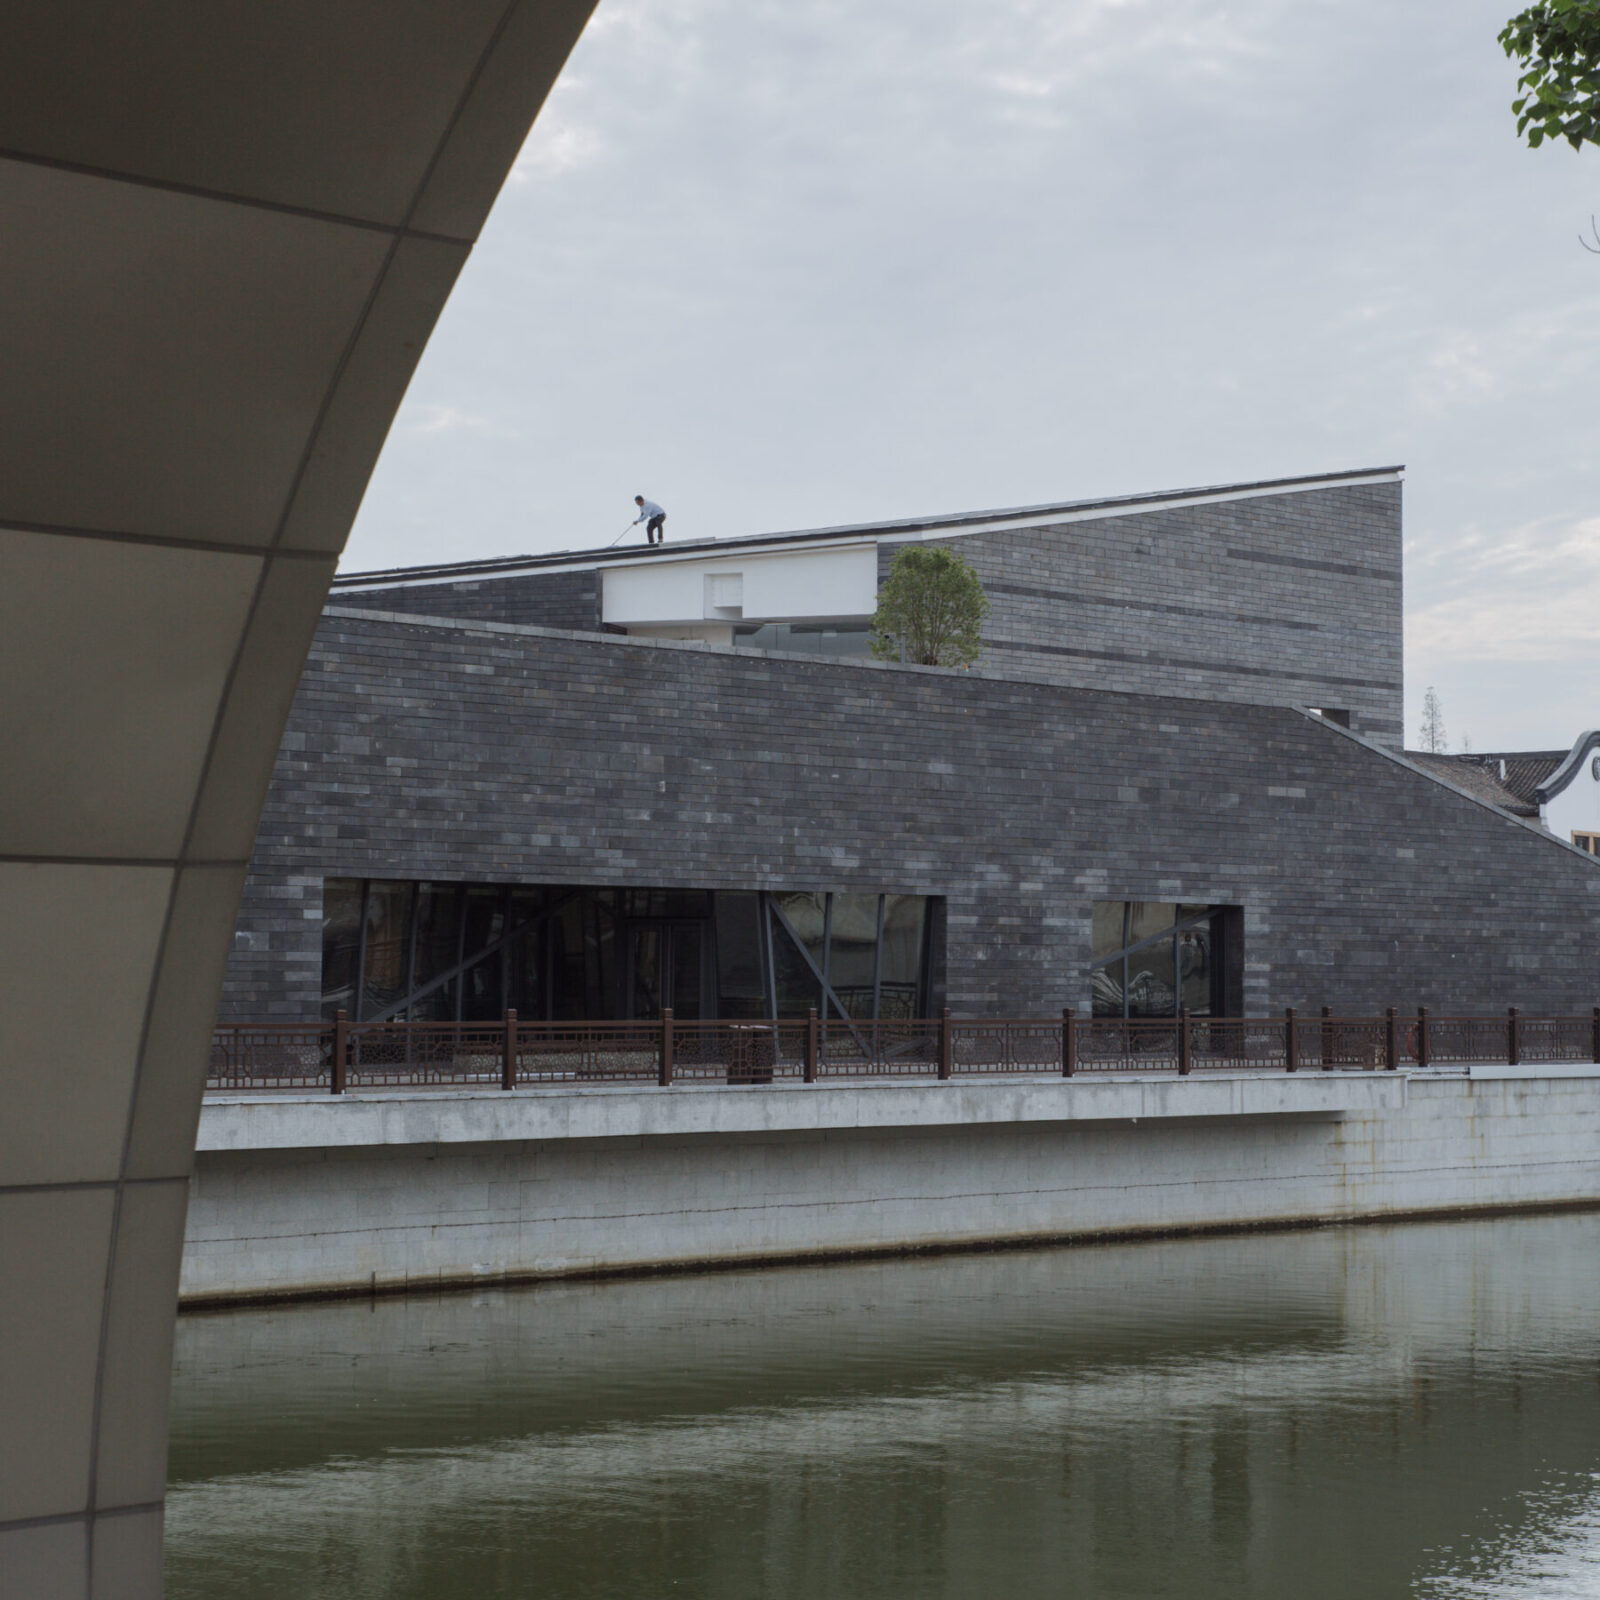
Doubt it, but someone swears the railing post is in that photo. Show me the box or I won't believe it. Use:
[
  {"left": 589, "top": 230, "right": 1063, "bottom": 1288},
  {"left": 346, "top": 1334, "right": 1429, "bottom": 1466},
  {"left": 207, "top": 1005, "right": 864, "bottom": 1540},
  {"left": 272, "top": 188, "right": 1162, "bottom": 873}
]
[
  {"left": 938, "top": 1008, "right": 952, "bottom": 1081},
  {"left": 1178, "top": 1007, "right": 1191, "bottom": 1076},
  {"left": 1385, "top": 1007, "right": 1398, "bottom": 1071},
  {"left": 1320, "top": 1005, "right": 1333, "bottom": 1072},
  {"left": 1062, "top": 1007, "right": 1076, "bottom": 1078},
  {"left": 805, "top": 1008, "right": 818, "bottom": 1083},
  {"left": 659, "top": 1007, "right": 674, "bottom": 1087},
  {"left": 332, "top": 1008, "right": 348, "bottom": 1095},
  {"left": 1593, "top": 1006, "right": 1600, "bottom": 1066},
  {"left": 502, "top": 1009, "right": 518, "bottom": 1091},
  {"left": 1285, "top": 1007, "right": 1297, "bottom": 1073},
  {"left": 1507, "top": 1005, "right": 1520, "bottom": 1068},
  {"left": 1417, "top": 1007, "right": 1430, "bottom": 1070}
]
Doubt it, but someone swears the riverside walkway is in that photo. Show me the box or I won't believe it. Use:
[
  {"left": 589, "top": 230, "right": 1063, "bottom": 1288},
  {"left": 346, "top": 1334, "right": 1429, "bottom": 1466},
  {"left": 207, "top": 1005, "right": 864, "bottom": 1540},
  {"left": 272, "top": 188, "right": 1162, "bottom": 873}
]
[{"left": 208, "top": 1007, "right": 1600, "bottom": 1094}]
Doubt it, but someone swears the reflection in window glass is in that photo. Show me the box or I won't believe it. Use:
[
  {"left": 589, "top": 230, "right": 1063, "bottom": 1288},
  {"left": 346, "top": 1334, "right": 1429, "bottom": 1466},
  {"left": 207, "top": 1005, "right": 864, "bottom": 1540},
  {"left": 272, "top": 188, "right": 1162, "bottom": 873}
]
[
  {"left": 360, "top": 881, "right": 413, "bottom": 1019},
  {"left": 1179, "top": 924, "right": 1212, "bottom": 1015},
  {"left": 549, "top": 894, "right": 587, "bottom": 1020},
  {"left": 716, "top": 896, "right": 764, "bottom": 1017},
  {"left": 624, "top": 889, "right": 711, "bottom": 919},
  {"left": 879, "top": 896, "right": 926, "bottom": 987},
  {"left": 669, "top": 924, "right": 703, "bottom": 1020},
  {"left": 320, "top": 879, "right": 363, "bottom": 1020},
  {"left": 714, "top": 893, "right": 766, "bottom": 1019},
  {"left": 731, "top": 621, "right": 873, "bottom": 657},
  {"left": 1090, "top": 900, "right": 1227, "bottom": 1019},
  {"left": 878, "top": 896, "right": 927, "bottom": 1018},
  {"left": 625, "top": 920, "right": 705, "bottom": 1020},
  {"left": 588, "top": 891, "right": 619, "bottom": 1016},
  {"left": 630, "top": 925, "right": 663, "bottom": 1019},
  {"left": 410, "top": 883, "right": 463, "bottom": 1019},
  {"left": 322, "top": 879, "right": 938, "bottom": 1024},
  {"left": 1091, "top": 960, "right": 1126, "bottom": 1019},
  {"left": 772, "top": 892, "right": 827, "bottom": 977},
  {"left": 1128, "top": 902, "right": 1177, "bottom": 947},
  {"left": 505, "top": 889, "right": 547, "bottom": 1019},
  {"left": 459, "top": 887, "right": 506, "bottom": 1020},
  {"left": 827, "top": 894, "right": 880, "bottom": 1019},
  {"left": 408, "top": 979, "right": 458, "bottom": 1023},
  {"left": 771, "top": 913, "right": 821, "bottom": 1016},
  {"left": 1127, "top": 937, "right": 1176, "bottom": 1018},
  {"left": 1091, "top": 902, "right": 1126, "bottom": 964}
]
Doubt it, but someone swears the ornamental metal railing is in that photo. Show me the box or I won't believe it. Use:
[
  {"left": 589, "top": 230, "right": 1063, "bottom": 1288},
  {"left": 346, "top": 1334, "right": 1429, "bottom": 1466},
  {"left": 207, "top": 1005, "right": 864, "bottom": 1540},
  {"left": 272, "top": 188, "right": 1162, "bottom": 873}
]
[{"left": 205, "top": 1005, "right": 1600, "bottom": 1094}]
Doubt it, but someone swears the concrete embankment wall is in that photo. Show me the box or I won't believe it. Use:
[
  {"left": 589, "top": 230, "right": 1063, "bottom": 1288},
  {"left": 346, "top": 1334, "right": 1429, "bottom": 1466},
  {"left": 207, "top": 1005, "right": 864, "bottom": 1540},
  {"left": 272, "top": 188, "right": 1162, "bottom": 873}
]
[{"left": 179, "top": 1068, "right": 1600, "bottom": 1305}]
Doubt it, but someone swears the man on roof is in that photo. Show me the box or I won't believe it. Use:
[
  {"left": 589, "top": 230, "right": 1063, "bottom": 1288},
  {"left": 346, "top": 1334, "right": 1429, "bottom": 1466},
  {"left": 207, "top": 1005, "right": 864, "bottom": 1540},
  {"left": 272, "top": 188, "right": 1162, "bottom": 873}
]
[{"left": 633, "top": 496, "right": 666, "bottom": 545}]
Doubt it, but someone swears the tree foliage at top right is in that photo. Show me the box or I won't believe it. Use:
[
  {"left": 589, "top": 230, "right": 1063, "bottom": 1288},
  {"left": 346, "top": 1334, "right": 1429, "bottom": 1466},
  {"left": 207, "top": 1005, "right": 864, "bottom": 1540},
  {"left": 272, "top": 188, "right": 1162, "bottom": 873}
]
[{"left": 1501, "top": 0, "right": 1600, "bottom": 149}]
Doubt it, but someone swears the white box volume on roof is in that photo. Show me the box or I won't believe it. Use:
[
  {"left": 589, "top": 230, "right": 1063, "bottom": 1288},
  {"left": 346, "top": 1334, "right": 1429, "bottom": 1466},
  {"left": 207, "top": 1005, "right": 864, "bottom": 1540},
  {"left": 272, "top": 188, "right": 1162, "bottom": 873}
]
[
  {"left": 603, "top": 544, "right": 878, "bottom": 626},
  {"left": 704, "top": 572, "right": 743, "bottom": 617}
]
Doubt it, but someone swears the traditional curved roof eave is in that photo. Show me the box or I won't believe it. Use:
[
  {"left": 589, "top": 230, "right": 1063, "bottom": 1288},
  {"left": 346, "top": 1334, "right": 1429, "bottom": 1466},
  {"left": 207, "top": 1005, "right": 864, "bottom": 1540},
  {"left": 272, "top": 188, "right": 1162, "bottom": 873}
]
[{"left": 1535, "top": 730, "right": 1600, "bottom": 805}]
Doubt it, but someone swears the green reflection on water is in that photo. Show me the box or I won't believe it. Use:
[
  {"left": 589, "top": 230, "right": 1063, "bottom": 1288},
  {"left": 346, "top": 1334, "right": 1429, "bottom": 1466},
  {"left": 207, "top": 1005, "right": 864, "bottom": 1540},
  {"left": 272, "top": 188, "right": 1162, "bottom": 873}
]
[{"left": 166, "top": 1213, "right": 1600, "bottom": 1600}]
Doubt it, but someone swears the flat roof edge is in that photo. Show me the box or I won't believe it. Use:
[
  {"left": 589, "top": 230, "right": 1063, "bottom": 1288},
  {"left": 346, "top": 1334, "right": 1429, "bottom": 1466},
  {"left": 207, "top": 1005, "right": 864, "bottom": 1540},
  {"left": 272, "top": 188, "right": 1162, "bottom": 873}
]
[{"left": 331, "top": 465, "right": 1405, "bottom": 591}]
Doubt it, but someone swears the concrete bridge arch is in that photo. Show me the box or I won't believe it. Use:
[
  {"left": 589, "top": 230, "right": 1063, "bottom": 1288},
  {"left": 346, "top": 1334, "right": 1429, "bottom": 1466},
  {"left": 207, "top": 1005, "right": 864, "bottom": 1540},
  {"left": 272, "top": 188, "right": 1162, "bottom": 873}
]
[{"left": 0, "top": 5, "right": 598, "bottom": 1594}]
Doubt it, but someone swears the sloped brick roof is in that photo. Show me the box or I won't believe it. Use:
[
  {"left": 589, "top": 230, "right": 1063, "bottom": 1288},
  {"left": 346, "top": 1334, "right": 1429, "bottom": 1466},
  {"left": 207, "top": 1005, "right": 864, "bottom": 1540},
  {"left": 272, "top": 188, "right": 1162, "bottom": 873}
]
[
  {"left": 1405, "top": 752, "right": 1549, "bottom": 817},
  {"left": 1465, "top": 752, "right": 1566, "bottom": 806}
]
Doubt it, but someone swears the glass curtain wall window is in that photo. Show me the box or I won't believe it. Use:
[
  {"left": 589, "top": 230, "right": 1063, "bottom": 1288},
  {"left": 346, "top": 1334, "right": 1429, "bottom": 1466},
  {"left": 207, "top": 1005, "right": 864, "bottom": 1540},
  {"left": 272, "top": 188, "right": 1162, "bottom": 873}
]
[
  {"left": 730, "top": 620, "right": 872, "bottom": 657},
  {"left": 1090, "top": 902, "right": 1227, "bottom": 1019},
  {"left": 759, "top": 890, "right": 930, "bottom": 1023},
  {"left": 321, "top": 881, "right": 935, "bottom": 1023}
]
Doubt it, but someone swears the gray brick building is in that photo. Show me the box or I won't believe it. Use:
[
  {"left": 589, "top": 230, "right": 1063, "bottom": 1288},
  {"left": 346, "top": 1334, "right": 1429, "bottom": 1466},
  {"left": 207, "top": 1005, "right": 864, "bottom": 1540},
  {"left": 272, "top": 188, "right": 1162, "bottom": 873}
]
[{"left": 220, "top": 469, "right": 1600, "bottom": 1024}]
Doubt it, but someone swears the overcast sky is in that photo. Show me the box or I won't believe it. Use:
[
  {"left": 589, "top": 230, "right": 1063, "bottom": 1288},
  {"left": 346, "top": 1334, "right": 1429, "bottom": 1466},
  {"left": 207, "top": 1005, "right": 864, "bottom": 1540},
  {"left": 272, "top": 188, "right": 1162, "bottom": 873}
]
[{"left": 347, "top": 0, "right": 1599, "bottom": 751}]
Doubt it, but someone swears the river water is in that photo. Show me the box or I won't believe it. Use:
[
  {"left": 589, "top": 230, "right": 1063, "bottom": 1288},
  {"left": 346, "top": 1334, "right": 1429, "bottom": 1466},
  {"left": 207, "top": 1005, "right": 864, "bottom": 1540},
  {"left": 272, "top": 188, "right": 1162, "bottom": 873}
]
[{"left": 166, "top": 1213, "right": 1600, "bottom": 1599}]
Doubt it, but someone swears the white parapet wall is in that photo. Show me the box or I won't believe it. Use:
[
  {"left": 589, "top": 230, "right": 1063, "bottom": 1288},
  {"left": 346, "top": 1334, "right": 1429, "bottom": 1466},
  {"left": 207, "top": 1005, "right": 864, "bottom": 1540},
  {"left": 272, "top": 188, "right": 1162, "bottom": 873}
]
[{"left": 180, "top": 1067, "right": 1600, "bottom": 1305}]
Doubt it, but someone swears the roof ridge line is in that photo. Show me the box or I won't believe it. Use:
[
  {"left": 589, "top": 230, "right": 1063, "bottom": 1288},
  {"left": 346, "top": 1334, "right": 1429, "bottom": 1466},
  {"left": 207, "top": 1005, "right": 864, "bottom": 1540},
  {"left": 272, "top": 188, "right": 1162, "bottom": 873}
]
[{"left": 330, "top": 465, "right": 1406, "bottom": 590}]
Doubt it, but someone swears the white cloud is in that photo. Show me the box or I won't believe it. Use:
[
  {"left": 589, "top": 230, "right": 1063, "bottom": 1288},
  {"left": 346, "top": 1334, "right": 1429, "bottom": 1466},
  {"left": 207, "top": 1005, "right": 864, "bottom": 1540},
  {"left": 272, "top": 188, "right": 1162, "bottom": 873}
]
[
  {"left": 1410, "top": 514, "right": 1600, "bottom": 667},
  {"left": 404, "top": 405, "right": 517, "bottom": 440}
]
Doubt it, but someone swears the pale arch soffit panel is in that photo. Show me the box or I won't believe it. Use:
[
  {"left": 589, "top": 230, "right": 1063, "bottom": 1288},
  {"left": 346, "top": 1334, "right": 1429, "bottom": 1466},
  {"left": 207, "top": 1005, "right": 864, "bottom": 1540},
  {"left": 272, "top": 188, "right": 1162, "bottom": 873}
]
[{"left": 0, "top": 4, "right": 601, "bottom": 1596}]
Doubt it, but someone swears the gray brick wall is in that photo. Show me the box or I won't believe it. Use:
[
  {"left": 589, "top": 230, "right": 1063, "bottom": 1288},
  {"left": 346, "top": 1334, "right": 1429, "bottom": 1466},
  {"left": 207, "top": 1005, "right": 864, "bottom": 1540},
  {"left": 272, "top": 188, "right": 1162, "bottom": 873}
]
[
  {"left": 882, "top": 481, "right": 1404, "bottom": 746},
  {"left": 221, "top": 605, "right": 1598, "bottom": 1022},
  {"left": 332, "top": 569, "right": 600, "bottom": 632}
]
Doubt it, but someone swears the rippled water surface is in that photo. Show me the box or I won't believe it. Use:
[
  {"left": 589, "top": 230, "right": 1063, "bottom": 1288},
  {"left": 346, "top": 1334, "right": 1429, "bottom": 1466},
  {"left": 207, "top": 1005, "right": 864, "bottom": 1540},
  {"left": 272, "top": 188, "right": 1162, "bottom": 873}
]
[{"left": 166, "top": 1214, "right": 1600, "bottom": 1599}]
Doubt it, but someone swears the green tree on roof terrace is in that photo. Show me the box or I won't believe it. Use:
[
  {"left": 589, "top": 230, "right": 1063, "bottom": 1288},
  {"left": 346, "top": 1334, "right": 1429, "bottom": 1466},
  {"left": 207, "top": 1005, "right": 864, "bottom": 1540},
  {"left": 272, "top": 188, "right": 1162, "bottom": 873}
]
[{"left": 870, "top": 545, "right": 991, "bottom": 668}]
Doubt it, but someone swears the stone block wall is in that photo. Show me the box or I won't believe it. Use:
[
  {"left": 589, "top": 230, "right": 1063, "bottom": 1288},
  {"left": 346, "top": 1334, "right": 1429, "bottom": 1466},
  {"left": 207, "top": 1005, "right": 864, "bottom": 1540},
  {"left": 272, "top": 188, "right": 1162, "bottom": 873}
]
[
  {"left": 888, "top": 480, "right": 1404, "bottom": 746},
  {"left": 332, "top": 568, "right": 600, "bottom": 632},
  {"left": 219, "top": 606, "right": 1598, "bottom": 1022}
]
